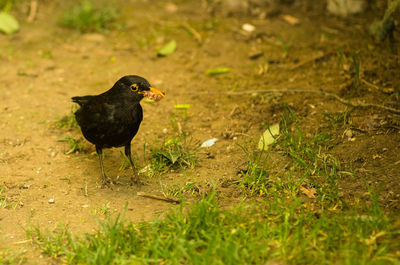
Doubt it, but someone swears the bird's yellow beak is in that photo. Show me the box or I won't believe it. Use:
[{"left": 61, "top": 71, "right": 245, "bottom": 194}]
[
  {"left": 149, "top": 87, "right": 165, "bottom": 97},
  {"left": 142, "top": 87, "right": 165, "bottom": 102}
]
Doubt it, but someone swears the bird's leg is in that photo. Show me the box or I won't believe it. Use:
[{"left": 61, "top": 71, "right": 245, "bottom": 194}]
[
  {"left": 96, "top": 146, "right": 112, "bottom": 188},
  {"left": 124, "top": 143, "right": 140, "bottom": 185}
]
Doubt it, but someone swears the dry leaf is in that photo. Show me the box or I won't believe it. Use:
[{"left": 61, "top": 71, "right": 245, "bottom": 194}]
[
  {"left": 382, "top": 87, "right": 394, "bottom": 94},
  {"left": 372, "top": 154, "right": 382, "bottom": 159},
  {"left": 258, "top": 123, "right": 279, "bottom": 151},
  {"left": 281, "top": 15, "right": 299, "bottom": 25},
  {"left": 300, "top": 186, "right": 316, "bottom": 198}
]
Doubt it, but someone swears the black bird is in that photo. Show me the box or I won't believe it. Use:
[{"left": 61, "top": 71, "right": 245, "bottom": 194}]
[{"left": 72, "top": 75, "right": 165, "bottom": 186}]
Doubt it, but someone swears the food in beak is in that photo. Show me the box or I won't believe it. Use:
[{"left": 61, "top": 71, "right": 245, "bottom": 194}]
[{"left": 143, "top": 88, "right": 165, "bottom": 102}]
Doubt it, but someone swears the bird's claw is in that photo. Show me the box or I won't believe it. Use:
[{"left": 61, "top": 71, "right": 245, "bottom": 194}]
[
  {"left": 101, "top": 176, "right": 116, "bottom": 188},
  {"left": 130, "top": 175, "right": 145, "bottom": 186}
]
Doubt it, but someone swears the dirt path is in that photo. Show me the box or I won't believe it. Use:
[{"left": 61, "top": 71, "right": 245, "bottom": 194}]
[{"left": 1, "top": 1, "right": 399, "bottom": 263}]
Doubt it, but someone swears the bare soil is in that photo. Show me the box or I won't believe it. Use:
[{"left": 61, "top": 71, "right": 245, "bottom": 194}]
[{"left": 1, "top": 1, "right": 399, "bottom": 263}]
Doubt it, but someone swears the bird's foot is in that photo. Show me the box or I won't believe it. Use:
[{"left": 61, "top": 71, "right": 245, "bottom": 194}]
[
  {"left": 101, "top": 176, "right": 116, "bottom": 188},
  {"left": 130, "top": 175, "right": 145, "bottom": 186}
]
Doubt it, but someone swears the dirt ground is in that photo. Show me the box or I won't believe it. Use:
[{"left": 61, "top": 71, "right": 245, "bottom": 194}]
[{"left": 1, "top": 0, "right": 399, "bottom": 263}]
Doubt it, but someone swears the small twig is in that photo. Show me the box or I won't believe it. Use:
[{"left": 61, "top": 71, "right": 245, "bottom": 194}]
[
  {"left": 27, "top": 0, "right": 38, "bottom": 23},
  {"left": 137, "top": 192, "right": 180, "bottom": 204},
  {"left": 361, "top": 78, "right": 381, "bottom": 90},
  {"left": 225, "top": 89, "right": 400, "bottom": 114},
  {"left": 320, "top": 26, "right": 340, "bottom": 35},
  {"left": 182, "top": 22, "right": 202, "bottom": 43},
  {"left": 177, "top": 122, "right": 183, "bottom": 135},
  {"left": 12, "top": 239, "right": 32, "bottom": 245},
  {"left": 289, "top": 52, "right": 331, "bottom": 70}
]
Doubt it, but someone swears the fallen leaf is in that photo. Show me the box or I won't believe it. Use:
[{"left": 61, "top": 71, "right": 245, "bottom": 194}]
[
  {"left": 281, "top": 14, "right": 299, "bottom": 25},
  {"left": 365, "top": 231, "right": 386, "bottom": 246},
  {"left": 382, "top": 87, "right": 394, "bottom": 94},
  {"left": 258, "top": 123, "right": 279, "bottom": 151},
  {"left": 201, "top": 138, "right": 218, "bottom": 148},
  {"left": 372, "top": 154, "right": 382, "bottom": 159},
  {"left": 174, "top": 104, "right": 190, "bottom": 110},
  {"left": 300, "top": 186, "right": 316, "bottom": 198},
  {"left": 0, "top": 12, "right": 19, "bottom": 35},
  {"left": 257, "top": 62, "right": 269, "bottom": 75},
  {"left": 205, "top": 67, "right": 231, "bottom": 75},
  {"left": 157, "top": 40, "right": 176, "bottom": 57}
]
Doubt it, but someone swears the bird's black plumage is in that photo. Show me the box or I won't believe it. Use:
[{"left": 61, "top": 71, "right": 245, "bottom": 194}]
[{"left": 72, "top": 75, "right": 164, "bottom": 186}]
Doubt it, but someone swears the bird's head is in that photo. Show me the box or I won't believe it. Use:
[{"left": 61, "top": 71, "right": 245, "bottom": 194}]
[{"left": 116, "top": 75, "right": 165, "bottom": 101}]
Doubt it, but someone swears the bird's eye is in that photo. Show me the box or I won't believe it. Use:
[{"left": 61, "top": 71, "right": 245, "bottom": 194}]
[{"left": 130, "top": 84, "right": 139, "bottom": 92}]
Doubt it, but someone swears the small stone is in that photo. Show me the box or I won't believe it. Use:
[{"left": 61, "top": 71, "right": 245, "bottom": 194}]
[
  {"left": 242, "top": 23, "right": 255, "bottom": 33},
  {"left": 345, "top": 129, "right": 353, "bottom": 138},
  {"left": 327, "top": 0, "right": 366, "bottom": 16},
  {"left": 82, "top": 204, "right": 89, "bottom": 208},
  {"left": 163, "top": 128, "right": 168, "bottom": 134},
  {"left": 48, "top": 198, "right": 55, "bottom": 204},
  {"left": 165, "top": 3, "right": 178, "bottom": 13},
  {"left": 51, "top": 151, "right": 57, "bottom": 158},
  {"left": 248, "top": 51, "right": 263, "bottom": 60},
  {"left": 19, "top": 184, "right": 30, "bottom": 189}
]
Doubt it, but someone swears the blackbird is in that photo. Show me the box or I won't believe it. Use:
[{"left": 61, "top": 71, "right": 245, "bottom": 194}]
[{"left": 72, "top": 75, "right": 165, "bottom": 186}]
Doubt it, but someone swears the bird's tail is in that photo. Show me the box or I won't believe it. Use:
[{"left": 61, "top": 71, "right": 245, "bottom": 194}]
[{"left": 72, "top": 96, "right": 93, "bottom": 106}]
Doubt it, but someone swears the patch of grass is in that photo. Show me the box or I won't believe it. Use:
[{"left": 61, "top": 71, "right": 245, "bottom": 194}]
[
  {"left": 0, "top": 187, "right": 8, "bottom": 209},
  {"left": 279, "top": 36, "right": 291, "bottom": 58},
  {"left": 322, "top": 107, "right": 352, "bottom": 129},
  {"left": 336, "top": 47, "right": 347, "bottom": 69},
  {"left": 92, "top": 202, "right": 110, "bottom": 216},
  {"left": 59, "top": 175, "right": 71, "bottom": 184},
  {"left": 0, "top": 187, "right": 21, "bottom": 210},
  {"left": 160, "top": 181, "right": 200, "bottom": 198},
  {"left": 277, "top": 109, "right": 343, "bottom": 203},
  {"left": 236, "top": 108, "right": 349, "bottom": 205},
  {"left": 118, "top": 151, "right": 131, "bottom": 171},
  {"left": 57, "top": 136, "right": 83, "bottom": 154},
  {"left": 27, "top": 190, "right": 400, "bottom": 264},
  {"left": 235, "top": 145, "right": 270, "bottom": 196},
  {"left": 0, "top": 0, "right": 24, "bottom": 12},
  {"left": 54, "top": 106, "right": 79, "bottom": 129},
  {"left": 0, "top": 248, "right": 26, "bottom": 264},
  {"left": 149, "top": 135, "right": 198, "bottom": 174},
  {"left": 26, "top": 224, "right": 72, "bottom": 260},
  {"left": 59, "top": 1, "right": 119, "bottom": 33},
  {"left": 352, "top": 50, "right": 361, "bottom": 94}
]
